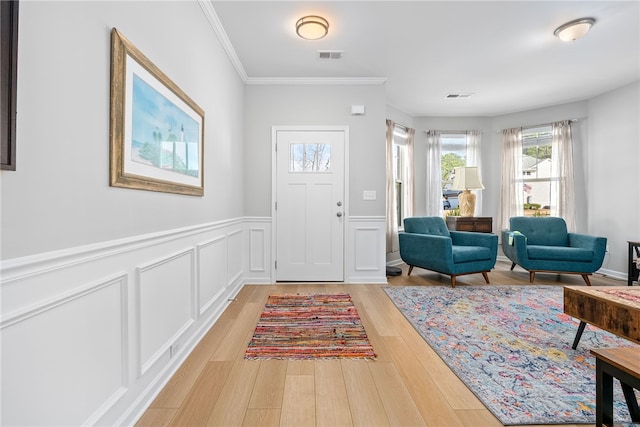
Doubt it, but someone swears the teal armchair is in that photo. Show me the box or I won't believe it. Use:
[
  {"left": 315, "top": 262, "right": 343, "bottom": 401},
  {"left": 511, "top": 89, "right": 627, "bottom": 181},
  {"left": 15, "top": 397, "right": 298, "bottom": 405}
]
[
  {"left": 501, "top": 216, "right": 607, "bottom": 285},
  {"left": 399, "top": 217, "right": 498, "bottom": 287}
]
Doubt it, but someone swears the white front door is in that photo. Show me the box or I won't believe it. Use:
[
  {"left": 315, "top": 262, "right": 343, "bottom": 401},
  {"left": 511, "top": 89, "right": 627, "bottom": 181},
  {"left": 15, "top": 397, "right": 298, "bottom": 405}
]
[{"left": 274, "top": 128, "right": 346, "bottom": 281}]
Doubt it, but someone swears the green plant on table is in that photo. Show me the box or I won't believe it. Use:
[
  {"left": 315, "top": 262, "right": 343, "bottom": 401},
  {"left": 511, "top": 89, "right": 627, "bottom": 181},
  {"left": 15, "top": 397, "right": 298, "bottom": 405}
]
[{"left": 446, "top": 206, "right": 460, "bottom": 216}]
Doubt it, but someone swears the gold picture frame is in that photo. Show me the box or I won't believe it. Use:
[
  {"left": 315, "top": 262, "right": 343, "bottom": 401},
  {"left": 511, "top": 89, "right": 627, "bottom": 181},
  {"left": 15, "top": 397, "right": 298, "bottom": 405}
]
[{"left": 110, "top": 28, "right": 205, "bottom": 196}]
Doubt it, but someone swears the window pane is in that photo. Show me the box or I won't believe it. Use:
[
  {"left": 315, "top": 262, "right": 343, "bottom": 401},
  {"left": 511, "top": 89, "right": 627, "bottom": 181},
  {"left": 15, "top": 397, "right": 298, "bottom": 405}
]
[
  {"left": 522, "top": 126, "right": 552, "bottom": 215},
  {"left": 441, "top": 134, "right": 466, "bottom": 186},
  {"left": 289, "top": 143, "right": 331, "bottom": 172},
  {"left": 393, "top": 124, "right": 408, "bottom": 227},
  {"left": 523, "top": 180, "right": 551, "bottom": 211},
  {"left": 441, "top": 134, "right": 466, "bottom": 210}
]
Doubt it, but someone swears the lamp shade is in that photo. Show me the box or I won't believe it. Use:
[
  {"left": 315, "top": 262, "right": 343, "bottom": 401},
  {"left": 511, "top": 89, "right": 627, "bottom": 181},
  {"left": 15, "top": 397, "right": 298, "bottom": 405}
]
[
  {"left": 451, "top": 167, "right": 484, "bottom": 191},
  {"left": 296, "top": 16, "right": 329, "bottom": 40}
]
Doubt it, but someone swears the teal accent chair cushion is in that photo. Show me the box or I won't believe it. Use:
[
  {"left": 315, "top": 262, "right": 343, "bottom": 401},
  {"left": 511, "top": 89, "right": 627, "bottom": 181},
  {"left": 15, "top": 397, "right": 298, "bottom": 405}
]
[
  {"left": 501, "top": 216, "right": 607, "bottom": 285},
  {"left": 399, "top": 216, "right": 498, "bottom": 287}
]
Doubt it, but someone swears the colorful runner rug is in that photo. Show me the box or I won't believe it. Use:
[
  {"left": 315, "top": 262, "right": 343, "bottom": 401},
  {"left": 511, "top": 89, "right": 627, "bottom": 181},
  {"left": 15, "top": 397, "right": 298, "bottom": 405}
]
[
  {"left": 383, "top": 285, "right": 638, "bottom": 425},
  {"left": 245, "top": 293, "right": 376, "bottom": 360}
]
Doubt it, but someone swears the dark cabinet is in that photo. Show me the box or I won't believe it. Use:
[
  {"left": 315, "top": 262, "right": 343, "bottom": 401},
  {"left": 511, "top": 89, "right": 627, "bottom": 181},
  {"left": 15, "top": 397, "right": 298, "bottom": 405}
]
[{"left": 446, "top": 216, "right": 493, "bottom": 233}]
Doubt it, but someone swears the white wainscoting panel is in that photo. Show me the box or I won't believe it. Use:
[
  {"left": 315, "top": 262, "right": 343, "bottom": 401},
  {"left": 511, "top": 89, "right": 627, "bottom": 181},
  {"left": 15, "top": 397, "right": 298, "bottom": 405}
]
[
  {"left": 244, "top": 218, "right": 272, "bottom": 284},
  {"left": 1, "top": 274, "right": 128, "bottom": 426},
  {"left": 198, "top": 236, "right": 228, "bottom": 316},
  {"left": 249, "top": 228, "right": 265, "bottom": 272},
  {"left": 0, "top": 218, "right": 247, "bottom": 426},
  {"left": 346, "top": 216, "right": 387, "bottom": 284},
  {"left": 227, "top": 228, "right": 244, "bottom": 286},
  {"left": 137, "top": 249, "right": 195, "bottom": 375}
]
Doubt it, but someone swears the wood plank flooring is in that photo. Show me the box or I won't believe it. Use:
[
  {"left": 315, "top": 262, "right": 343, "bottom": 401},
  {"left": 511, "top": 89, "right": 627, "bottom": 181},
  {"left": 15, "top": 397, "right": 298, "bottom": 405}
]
[{"left": 136, "top": 260, "right": 627, "bottom": 427}]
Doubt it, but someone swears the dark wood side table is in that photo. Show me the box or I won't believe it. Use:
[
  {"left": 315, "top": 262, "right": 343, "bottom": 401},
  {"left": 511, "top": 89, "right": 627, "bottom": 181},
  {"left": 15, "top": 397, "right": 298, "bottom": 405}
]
[
  {"left": 590, "top": 347, "right": 640, "bottom": 427},
  {"left": 628, "top": 241, "right": 640, "bottom": 286},
  {"left": 446, "top": 216, "right": 492, "bottom": 233}
]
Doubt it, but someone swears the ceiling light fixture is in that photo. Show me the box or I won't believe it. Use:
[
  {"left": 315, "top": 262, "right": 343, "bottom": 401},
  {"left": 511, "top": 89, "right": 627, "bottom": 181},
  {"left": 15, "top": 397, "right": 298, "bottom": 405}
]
[
  {"left": 296, "top": 15, "right": 329, "bottom": 40},
  {"left": 554, "top": 17, "right": 596, "bottom": 42}
]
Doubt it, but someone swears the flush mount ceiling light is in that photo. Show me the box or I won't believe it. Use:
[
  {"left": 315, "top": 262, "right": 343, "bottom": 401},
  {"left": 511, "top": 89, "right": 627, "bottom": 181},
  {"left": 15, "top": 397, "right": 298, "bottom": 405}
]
[
  {"left": 554, "top": 17, "right": 596, "bottom": 42},
  {"left": 296, "top": 15, "right": 329, "bottom": 40}
]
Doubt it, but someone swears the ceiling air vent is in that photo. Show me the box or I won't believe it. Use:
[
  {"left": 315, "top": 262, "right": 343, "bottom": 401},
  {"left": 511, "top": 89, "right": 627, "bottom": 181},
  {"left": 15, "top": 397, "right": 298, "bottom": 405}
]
[
  {"left": 317, "top": 50, "right": 344, "bottom": 60},
  {"left": 445, "top": 93, "right": 473, "bottom": 99}
]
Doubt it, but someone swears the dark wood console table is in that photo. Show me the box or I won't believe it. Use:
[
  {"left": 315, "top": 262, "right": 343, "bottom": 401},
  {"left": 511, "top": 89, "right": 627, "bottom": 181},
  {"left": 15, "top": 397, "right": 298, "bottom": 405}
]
[
  {"left": 446, "top": 216, "right": 492, "bottom": 233},
  {"left": 628, "top": 241, "right": 640, "bottom": 286}
]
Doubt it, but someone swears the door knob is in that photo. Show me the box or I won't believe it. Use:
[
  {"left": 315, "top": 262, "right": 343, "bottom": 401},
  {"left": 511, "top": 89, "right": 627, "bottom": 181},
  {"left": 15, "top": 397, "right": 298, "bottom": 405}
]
[{"left": 336, "top": 212, "right": 343, "bottom": 217}]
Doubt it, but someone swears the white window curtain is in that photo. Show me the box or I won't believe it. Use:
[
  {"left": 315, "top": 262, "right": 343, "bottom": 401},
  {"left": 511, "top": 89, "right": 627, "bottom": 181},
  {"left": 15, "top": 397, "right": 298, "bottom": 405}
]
[
  {"left": 386, "top": 120, "right": 416, "bottom": 255},
  {"left": 465, "top": 130, "right": 483, "bottom": 216},
  {"left": 404, "top": 127, "right": 416, "bottom": 220},
  {"left": 425, "top": 130, "right": 442, "bottom": 216},
  {"left": 497, "top": 128, "right": 524, "bottom": 232},
  {"left": 551, "top": 120, "right": 576, "bottom": 231},
  {"left": 385, "top": 119, "right": 398, "bottom": 254}
]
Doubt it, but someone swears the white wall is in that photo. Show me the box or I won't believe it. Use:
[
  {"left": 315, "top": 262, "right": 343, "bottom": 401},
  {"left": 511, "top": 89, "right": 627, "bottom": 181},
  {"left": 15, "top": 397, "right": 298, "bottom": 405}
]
[
  {"left": 0, "top": 2, "right": 250, "bottom": 425},
  {"left": 587, "top": 81, "right": 640, "bottom": 276},
  {"left": 244, "top": 84, "right": 387, "bottom": 217},
  {"left": 244, "top": 83, "right": 388, "bottom": 283},
  {"left": 386, "top": 105, "right": 415, "bottom": 130},
  {"left": 1, "top": 0, "right": 245, "bottom": 260}
]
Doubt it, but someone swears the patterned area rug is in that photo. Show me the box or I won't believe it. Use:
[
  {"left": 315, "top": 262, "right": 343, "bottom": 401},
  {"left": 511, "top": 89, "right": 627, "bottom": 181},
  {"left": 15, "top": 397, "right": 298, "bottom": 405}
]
[
  {"left": 383, "top": 285, "right": 638, "bottom": 425},
  {"left": 245, "top": 293, "right": 376, "bottom": 360}
]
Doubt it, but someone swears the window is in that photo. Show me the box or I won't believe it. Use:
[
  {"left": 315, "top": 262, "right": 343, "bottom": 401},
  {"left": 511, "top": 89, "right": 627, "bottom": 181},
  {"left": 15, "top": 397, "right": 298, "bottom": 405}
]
[
  {"left": 521, "top": 125, "right": 552, "bottom": 215},
  {"left": 498, "top": 120, "right": 575, "bottom": 232},
  {"left": 441, "top": 133, "right": 467, "bottom": 211},
  {"left": 393, "top": 125, "right": 408, "bottom": 227},
  {"left": 1, "top": 1, "right": 18, "bottom": 170},
  {"left": 289, "top": 143, "right": 331, "bottom": 172}
]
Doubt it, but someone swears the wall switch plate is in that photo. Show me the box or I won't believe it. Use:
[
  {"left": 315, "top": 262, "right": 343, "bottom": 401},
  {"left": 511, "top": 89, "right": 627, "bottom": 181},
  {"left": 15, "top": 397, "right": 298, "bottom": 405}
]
[{"left": 363, "top": 190, "right": 376, "bottom": 201}]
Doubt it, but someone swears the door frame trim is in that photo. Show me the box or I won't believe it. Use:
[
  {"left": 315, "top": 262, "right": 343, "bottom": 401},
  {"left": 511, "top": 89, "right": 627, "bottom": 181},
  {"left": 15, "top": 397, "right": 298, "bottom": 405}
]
[{"left": 270, "top": 125, "right": 350, "bottom": 283}]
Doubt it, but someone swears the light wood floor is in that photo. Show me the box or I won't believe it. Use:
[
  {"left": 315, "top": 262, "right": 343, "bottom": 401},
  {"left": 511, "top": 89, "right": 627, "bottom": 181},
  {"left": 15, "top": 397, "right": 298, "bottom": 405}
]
[{"left": 136, "top": 260, "right": 627, "bottom": 427}]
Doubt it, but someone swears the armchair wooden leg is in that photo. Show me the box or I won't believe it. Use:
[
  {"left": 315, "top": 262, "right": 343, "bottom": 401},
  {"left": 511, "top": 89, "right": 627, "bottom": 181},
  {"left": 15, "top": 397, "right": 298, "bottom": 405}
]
[
  {"left": 450, "top": 276, "right": 457, "bottom": 288},
  {"left": 407, "top": 265, "right": 414, "bottom": 276},
  {"left": 482, "top": 272, "right": 490, "bottom": 284},
  {"left": 510, "top": 262, "right": 516, "bottom": 271},
  {"left": 581, "top": 274, "right": 592, "bottom": 286},
  {"left": 529, "top": 271, "right": 536, "bottom": 283}
]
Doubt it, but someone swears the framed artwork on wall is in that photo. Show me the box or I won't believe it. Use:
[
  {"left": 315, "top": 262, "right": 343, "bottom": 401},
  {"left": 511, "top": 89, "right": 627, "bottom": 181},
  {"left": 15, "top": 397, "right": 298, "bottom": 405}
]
[
  {"left": 110, "top": 28, "right": 205, "bottom": 196},
  {"left": 1, "top": 0, "right": 19, "bottom": 171}
]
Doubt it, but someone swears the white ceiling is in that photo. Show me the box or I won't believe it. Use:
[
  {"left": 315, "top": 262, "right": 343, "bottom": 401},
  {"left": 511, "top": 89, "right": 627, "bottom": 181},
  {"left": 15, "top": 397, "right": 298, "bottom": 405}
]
[{"left": 210, "top": 1, "right": 640, "bottom": 117}]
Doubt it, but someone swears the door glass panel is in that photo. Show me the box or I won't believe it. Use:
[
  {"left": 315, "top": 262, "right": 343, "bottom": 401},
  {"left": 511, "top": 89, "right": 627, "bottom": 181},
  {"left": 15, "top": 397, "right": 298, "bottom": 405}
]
[{"left": 289, "top": 143, "right": 331, "bottom": 172}]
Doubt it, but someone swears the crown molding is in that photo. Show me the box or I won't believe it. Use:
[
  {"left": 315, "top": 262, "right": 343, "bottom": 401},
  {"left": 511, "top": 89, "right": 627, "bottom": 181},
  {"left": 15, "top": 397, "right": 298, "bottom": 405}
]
[
  {"left": 198, "top": 0, "right": 248, "bottom": 82},
  {"left": 246, "top": 77, "right": 388, "bottom": 85},
  {"left": 197, "top": 2, "right": 388, "bottom": 87}
]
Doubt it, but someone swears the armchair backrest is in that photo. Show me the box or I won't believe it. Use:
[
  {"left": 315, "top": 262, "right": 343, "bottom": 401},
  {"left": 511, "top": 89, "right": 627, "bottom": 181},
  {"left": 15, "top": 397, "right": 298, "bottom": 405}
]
[
  {"left": 403, "top": 217, "right": 451, "bottom": 237},
  {"left": 509, "top": 216, "right": 569, "bottom": 246}
]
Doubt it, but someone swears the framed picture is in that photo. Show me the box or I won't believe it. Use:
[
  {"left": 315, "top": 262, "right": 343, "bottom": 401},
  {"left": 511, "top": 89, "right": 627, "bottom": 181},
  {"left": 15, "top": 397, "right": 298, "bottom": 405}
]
[
  {"left": 1, "top": 0, "right": 19, "bottom": 171},
  {"left": 110, "top": 28, "right": 205, "bottom": 196}
]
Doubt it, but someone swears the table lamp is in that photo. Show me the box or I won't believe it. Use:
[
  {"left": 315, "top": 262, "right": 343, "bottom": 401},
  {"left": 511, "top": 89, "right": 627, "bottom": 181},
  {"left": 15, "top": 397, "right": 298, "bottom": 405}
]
[{"left": 451, "top": 167, "right": 484, "bottom": 217}]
